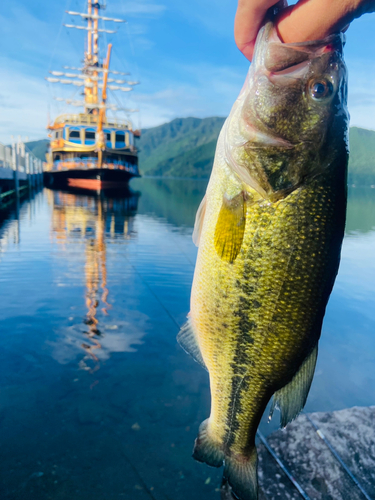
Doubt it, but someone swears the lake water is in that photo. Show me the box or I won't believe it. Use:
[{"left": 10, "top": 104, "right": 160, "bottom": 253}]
[{"left": 1, "top": 179, "right": 375, "bottom": 500}]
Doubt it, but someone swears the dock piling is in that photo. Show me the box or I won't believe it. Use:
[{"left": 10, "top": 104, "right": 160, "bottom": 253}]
[{"left": 12, "top": 144, "right": 20, "bottom": 199}]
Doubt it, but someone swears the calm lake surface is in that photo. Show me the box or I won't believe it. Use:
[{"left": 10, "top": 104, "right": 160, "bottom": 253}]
[{"left": 0, "top": 179, "right": 375, "bottom": 500}]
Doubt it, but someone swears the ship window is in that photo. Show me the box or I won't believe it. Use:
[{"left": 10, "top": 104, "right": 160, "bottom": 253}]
[
  {"left": 115, "top": 132, "right": 125, "bottom": 143},
  {"left": 86, "top": 131, "right": 95, "bottom": 140},
  {"left": 69, "top": 131, "right": 80, "bottom": 139},
  {"left": 106, "top": 133, "right": 111, "bottom": 141}
]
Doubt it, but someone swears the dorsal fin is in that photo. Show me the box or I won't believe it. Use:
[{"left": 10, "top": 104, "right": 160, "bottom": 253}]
[
  {"left": 214, "top": 192, "right": 246, "bottom": 263},
  {"left": 192, "top": 194, "right": 207, "bottom": 247}
]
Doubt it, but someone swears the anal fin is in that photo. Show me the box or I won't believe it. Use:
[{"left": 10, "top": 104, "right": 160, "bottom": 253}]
[
  {"left": 214, "top": 192, "right": 246, "bottom": 263},
  {"left": 177, "top": 317, "right": 207, "bottom": 370},
  {"left": 193, "top": 419, "right": 224, "bottom": 467},
  {"left": 270, "top": 345, "right": 318, "bottom": 428}
]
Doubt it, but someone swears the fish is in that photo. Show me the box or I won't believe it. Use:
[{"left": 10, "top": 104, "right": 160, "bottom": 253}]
[{"left": 177, "top": 20, "right": 349, "bottom": 500}]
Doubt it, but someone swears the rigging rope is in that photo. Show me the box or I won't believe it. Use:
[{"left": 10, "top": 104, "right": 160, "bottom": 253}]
[{"left": 48, "top": 0, "right": 72, "bottom": 72}]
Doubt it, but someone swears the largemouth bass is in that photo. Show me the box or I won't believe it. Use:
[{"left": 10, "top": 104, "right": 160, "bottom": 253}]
[{"left": 178, "top": 22, "right": 349, "bottom": 500}]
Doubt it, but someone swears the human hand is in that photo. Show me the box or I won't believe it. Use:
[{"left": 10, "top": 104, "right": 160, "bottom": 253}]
[{"left": 235, "top": 0, "right": 375, "bottom": 61}]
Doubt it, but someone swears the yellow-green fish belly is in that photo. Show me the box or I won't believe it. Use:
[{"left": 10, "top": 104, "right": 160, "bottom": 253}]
[{"left": 191, "top": 166, "right": 345, "bottom": 457}]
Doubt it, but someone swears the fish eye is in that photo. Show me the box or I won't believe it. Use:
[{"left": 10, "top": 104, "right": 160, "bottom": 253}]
[{"left": 309, "top": 79, "right": 333, "bottom": 100}]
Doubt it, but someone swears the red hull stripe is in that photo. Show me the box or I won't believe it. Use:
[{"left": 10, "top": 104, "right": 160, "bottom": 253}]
[{"left": 67, "top": 178, "right": 129, "bottom": 190}]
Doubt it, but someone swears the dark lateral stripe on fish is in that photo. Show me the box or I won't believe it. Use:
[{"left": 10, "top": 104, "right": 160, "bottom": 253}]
[{"left": 224, "top": 239, "right": 264, "bottom": 452}]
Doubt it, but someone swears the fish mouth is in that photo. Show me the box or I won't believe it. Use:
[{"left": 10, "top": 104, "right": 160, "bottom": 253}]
[
  {"left": 268, "top": 60, "right": 311, "bottom": 84},
  {"left": 243, "top": 105, "right": 297, "bottom": 150},
  {"left": 238, "top": 100, "right": 295, "bottom": 149},
  {"left": 244, "top": 122, "right": 295, "bottom": 148},
  {"left": 264, "top": 26, "right": 344, "bottom": 82}
]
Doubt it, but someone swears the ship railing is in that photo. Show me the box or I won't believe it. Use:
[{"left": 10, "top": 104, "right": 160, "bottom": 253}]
[{"left": 52, "top": 114, "right": 133, "bottom": 130}]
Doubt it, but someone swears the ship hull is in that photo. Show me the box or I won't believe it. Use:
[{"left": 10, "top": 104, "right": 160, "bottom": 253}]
[{"left": 44, "top": 168, "right": 140, "bottom": 191}]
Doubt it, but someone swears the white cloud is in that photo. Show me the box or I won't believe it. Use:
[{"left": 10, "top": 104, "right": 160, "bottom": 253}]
[
  {"left": 133, "top": 61, "right": 246, "bottom": 128},
  {"left": 2, "top": 2, "right": 375, "bottom": 144},
  {"left": 0, "top": 62, "right": 49, "bottom": 142},
  {"left": 0, "top": 52, "right": 247, "bottom": 139}
]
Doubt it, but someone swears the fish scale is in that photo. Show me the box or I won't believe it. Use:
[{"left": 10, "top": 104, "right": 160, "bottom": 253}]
[
  {"left": 195, "top": 169, "right": 345, "bottom": 453},
  {"left": 178, "top": 20, "right": 349, "bottom": 500}
]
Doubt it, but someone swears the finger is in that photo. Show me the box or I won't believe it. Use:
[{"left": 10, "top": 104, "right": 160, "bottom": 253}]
[
  {"left": 277, "top": 0, "right": 375, "bottom": 44},
  {"left": 235, "top": 0, "right": 286, "bottom": 61}
]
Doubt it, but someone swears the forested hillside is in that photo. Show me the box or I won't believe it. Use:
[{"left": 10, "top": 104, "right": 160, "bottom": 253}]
[
  {"left": 138, "top": 119, "right": 375, "bottom": 184},
  {"left": 137, "top": 116, "right": 225, "bottom": 177},
  {"left": 27, "top": 119, "right": 375, "bottom": 185},
  {"left": 347, "top": 127, "right": 375, "bottom": 186}
]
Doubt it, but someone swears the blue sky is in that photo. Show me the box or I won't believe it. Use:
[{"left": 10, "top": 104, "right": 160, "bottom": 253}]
[{"left": 1, "top": 0, "right": 375, "bottom": 142}]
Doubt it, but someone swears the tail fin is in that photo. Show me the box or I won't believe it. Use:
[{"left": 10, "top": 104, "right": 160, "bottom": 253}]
[
  {"left": 192, "top": 419, "right": 225, "bottom": 467},
  {"left": 223, "top": 448, "right": 258, "bottom": 500}
]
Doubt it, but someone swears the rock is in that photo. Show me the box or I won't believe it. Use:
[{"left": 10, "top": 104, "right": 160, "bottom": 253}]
[{"left": 258, "top": 406, "right": 375, "bottom": 500}]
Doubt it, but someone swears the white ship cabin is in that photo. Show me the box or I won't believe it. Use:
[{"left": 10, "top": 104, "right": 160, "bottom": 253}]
[{"left": 51, "top": 114, "right": 138, "bottom": 151}]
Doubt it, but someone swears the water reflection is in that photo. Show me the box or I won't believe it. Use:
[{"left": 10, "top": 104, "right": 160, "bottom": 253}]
[
  {"left": 0, "top": 189, "right": 42, "bottom": 255},
  {"left": 49, "top": 188, "right": 145, "bottom": 368},
  {"left": 1, "top": 180, "right": 375, "bottom": 500},
  {"left": 133, "top": 177, "right": 208, "bottom": 228},
  {"left": 345, "top": 187, "right": 375, "bottom": 234}
]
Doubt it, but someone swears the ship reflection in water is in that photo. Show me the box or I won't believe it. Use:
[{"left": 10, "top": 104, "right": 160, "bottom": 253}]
[
  {"left": 1, "top": 181, "right": 375, "bottom": 500},
  {"left": 49, "top": 188, "right": 145, "bottom": 370}
]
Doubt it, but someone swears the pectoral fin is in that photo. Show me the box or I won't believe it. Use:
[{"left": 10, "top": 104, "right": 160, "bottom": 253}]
[
  {"left": 214, "top": 192, "right": 246, "bottom": 263},
  {"left": 270, "top": 345, "right": 318, "bottom": 428},
  {"left": 192, "top": 194, "right": 207, "bottom": 247}
]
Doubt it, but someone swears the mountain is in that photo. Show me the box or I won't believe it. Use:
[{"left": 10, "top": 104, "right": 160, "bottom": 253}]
[
  {"left": 26, "top": 119, "right": 375, "bottom": 185},
  {"left": 347, "top": 127, "right": 375, "bottom": 186},
  {"left": 138, "top": 118, "right": 375, "bottom": 185},
  {"left": 25, "top": 139, "right": 49, "bottom": 161},
  {"left": 137, "top": 117, "right": 225, "bottom": 177}
]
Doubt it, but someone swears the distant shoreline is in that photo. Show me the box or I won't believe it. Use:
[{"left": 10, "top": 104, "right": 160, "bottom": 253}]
[
  {"left": 136, "top": 176, "right": 375, "bottom": 188},
  {"left": 25, "top": 118, "right": 375, "bottom": 186}
]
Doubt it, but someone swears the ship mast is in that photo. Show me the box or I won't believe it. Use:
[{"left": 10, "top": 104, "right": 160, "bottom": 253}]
[
  {"left": 86, "top": 0, "right": 93, "bottom": 111},
  {"left": 47, "top": 1, "right": 138, "bottom": 115},
  {"left": 85, "top": 0, "right": 101, "bottom": 114},
  {"left": 97, "top": 43, "right": 112, "bottom": 167},
  {"left": 46, "top": 0, "right": 141, "bottom": 166},
  {"left": 92, "top": 1, "right": 99, "bottom": 111},
  {"left": 45, "top": 0, "right": 142, "bottom": 184}
]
